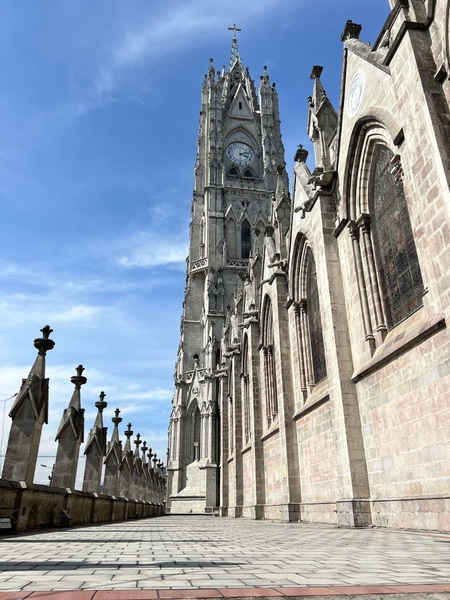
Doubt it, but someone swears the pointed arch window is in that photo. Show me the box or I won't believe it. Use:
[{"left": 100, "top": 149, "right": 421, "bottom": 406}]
[
  {"left": 371, "top": 145, "right": 423, "bottom": 327},
  {"left": 241, "top": 219, "right": 251, "bottom": 259},
  {"left": 228, "top": 167, "right": 238, "bottom": 178},
  {"left": 190, "top": 404, "right": 201, "bottom": 463},
  {"left": 291, "top": 238, "right": 327, "bottom": 401},
  {"left": 242, "top": 334, "right": 251, "bottom": 444},
  {"left": 261, "top": 297, "right": 277, "bottom": 426},
  {"left": 347, "top": 135, "right": 424, "bottom": 351}
]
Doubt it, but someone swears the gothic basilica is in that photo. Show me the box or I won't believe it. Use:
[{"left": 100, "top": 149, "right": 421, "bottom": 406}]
[{"left": 167, "top": 0, "right": 450, "bottom": 532}]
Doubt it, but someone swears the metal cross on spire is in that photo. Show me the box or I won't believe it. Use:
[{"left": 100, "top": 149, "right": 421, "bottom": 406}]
[
  {"left": 228, "top": 24, "right": 242, "bottom": 69},
  {"left": 228, "top": 24, "right": 241, "bottom": 39}
]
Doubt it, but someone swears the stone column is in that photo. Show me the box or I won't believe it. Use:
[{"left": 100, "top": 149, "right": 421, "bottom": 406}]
[
  {"left": 2, "top": 325, "right": 55, "bottom": 483},
  {"left": 348, "top": 221, "right": 376, "bottom": 354},
  {"left": 52, "top": 365, "right": 86, "bottom": 489},
  {"left": 103, "top": 408, "right": 123, "bottom": 496},
  {"left": 82, "top": 392, "right": 108, "bottom": 493},
  {"left": 118, "top": 423, "right": 133, "bottom": 498}
]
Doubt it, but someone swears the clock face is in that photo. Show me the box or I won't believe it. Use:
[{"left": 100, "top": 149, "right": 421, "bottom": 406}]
[{"left": 226, "top": 142, "right": 255, "bottom": 166}]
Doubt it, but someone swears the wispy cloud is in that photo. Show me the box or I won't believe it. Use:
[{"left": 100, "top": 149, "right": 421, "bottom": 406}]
[
  {"left": 117, "top": 230, "right": 187, "bottom": 268},
  {"left": 103, "top": 0, "right": 290, "bottom": 88},
  {"left": 35, "top": 0, "right": 293, "bottom": 128}
]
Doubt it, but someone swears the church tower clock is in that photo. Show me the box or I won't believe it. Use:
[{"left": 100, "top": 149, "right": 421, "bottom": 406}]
[{"left": 166, "top": 29, "right": 286, "bottom": 514}]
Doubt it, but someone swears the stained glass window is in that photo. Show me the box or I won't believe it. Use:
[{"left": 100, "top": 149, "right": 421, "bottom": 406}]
[
  {"left": 241, "top": 219, "right": 251, "bottom": 259},
  {"left": 307, "top": 254, "right": 327, "bottom": 384},
  {"left": 371, "top": 145, "right": 423, "bottom": 326}
]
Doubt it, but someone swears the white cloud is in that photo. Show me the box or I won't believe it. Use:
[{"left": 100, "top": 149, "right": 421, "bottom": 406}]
[
  {"left": 109, "top": 0, "right": 284, "bottom": 73},
  {"left": 52, "top": 304, "right": 102, "bottom": 322},
  {"left": 117, "top": 230, "right": 187, "bottom": 268}
]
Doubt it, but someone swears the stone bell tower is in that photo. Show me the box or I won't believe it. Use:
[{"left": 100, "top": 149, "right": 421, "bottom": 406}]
[{"left": 167, "top": 28, "right": 286, "bottom": 514}]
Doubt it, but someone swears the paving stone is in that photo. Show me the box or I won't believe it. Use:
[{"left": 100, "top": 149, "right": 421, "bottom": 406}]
[{"left": 0, "top": 516, "right": 450, "bottom": 594}]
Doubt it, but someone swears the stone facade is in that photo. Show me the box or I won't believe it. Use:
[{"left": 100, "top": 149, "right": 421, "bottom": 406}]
[{"left": 167, "top": 1, "right": 450, "bottom": 532}]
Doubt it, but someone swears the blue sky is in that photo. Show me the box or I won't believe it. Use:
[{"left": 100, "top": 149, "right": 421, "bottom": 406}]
[{"left": 0, "top": 0, "right": 388, "bottom": 486}]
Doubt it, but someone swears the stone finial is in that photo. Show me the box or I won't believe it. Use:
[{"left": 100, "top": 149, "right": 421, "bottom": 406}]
[
  {"left": 124, "top": 422, "right": 133, "bottom": 452},
  {"left": 310, "top": 65, "right": 323, "bottom": 80},
  {"left": 71, "top": 365, "right": 87, "bottom": 390},
  {"left": 109, "top": 408, "right": 122, "bottom": 444},
  {"left": 141, "top": 441, "right": 148, "bottom": 463},
  {"left": 96, "top": 391, "right": 107, "bottom": 412},
  {"left": 341, "top": 20, "right": 362, "bottom": 42},
  {"left": 294, "top": 145, "right": 309, "bottom": 163},
  {"left": 34, "top": 325, "right": 55, "bottom": 356},
  {"left": 112, "top": 408, "right": 122, "bottom": 426},
  {"left": 134, "top": 433, "right": 142, "bottom": 457},
  {"left": 94, "top": 392, "right": 107, "bottom": 428},
  {"left": 260, "top": 66, "right": 270, "bottom": 85}
]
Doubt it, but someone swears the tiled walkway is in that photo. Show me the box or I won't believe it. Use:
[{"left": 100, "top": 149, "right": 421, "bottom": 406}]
[{"left": 0, "top": 516, "right": 449, "bottom": 599}]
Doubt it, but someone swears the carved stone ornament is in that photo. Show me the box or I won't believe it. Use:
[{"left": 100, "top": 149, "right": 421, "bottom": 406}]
[
  {"left": 341, "top": 20, "right": 362, "bottom": 42},
  {"left": 348, "top": 71, "right": 365, "bottom": 118},
  {"left": 294, "top": 144, "right": 309, "bottom": 163}
]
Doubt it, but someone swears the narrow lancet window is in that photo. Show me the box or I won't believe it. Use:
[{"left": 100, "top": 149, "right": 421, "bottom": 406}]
[{"left": 241, "top": 219, "right": 251, "bottom": 259}]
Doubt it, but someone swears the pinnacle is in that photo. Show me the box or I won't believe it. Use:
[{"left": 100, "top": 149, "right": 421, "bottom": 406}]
[{"left": 229, "top": 36, "right": 241, "bottom": 70}]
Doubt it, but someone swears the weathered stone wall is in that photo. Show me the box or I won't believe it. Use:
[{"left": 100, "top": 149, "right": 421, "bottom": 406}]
[
  {"left": 296, "top": 399, "right": 339, "bottom": 505},
  {"left": 357, "top": 326, "right": 450, "bottom": 500},
  {"left": 262, "top": 432, "right": 282, "bottom": 513},
  {"left": 0, "top": 479, "right": 164, "bottom": 531},
  {"left": 242, "top": 447, "right": 255, "bottom": 508}
]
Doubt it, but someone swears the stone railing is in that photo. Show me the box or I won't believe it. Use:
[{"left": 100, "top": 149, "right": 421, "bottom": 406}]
[{"left": 0, "top": 326, "right": 166, "bottom": 530}]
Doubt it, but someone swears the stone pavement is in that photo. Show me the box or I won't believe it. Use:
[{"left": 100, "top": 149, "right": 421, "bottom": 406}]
[{"left": 0, "top": 516, "right": 450, "bottom": 599}]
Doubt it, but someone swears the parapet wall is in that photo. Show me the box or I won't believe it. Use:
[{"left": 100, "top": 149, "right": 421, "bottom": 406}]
[{"left": 0, "top": 479, "right": 164, "bottom": 531}]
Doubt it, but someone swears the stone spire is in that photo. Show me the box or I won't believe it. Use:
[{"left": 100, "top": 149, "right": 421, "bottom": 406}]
[
  {"left": 103, "top": 408, "right": 123, "bottom": 496},
  {"left": 129, "top": 433, "right": 143, "bottom": 500},
  {"left": 2, "top": 326, "right": 55, "bottom": 483},
  {"left": 167, "top": 30, "right": 286, "bottom": 516},
  {"left": 52, "top": 365, "right": 86, "bottom": 489},
  {"left": 140, "top": 440, "right": 149, "bottom": 502},
  {"left": 307, "top": 66, "right": 338, "bottom": 173},
  {"left": 259, "top": 66, "right": 286, "bottom": 189},
  {"left": 228, "top": 24, "right": 242, "bottom": 69},
  {"left": 118, "top": 422, "right": 133, "bottom": 498},
  {"left": 82, "top": 392, "right": 108, "bottom": 493}
]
